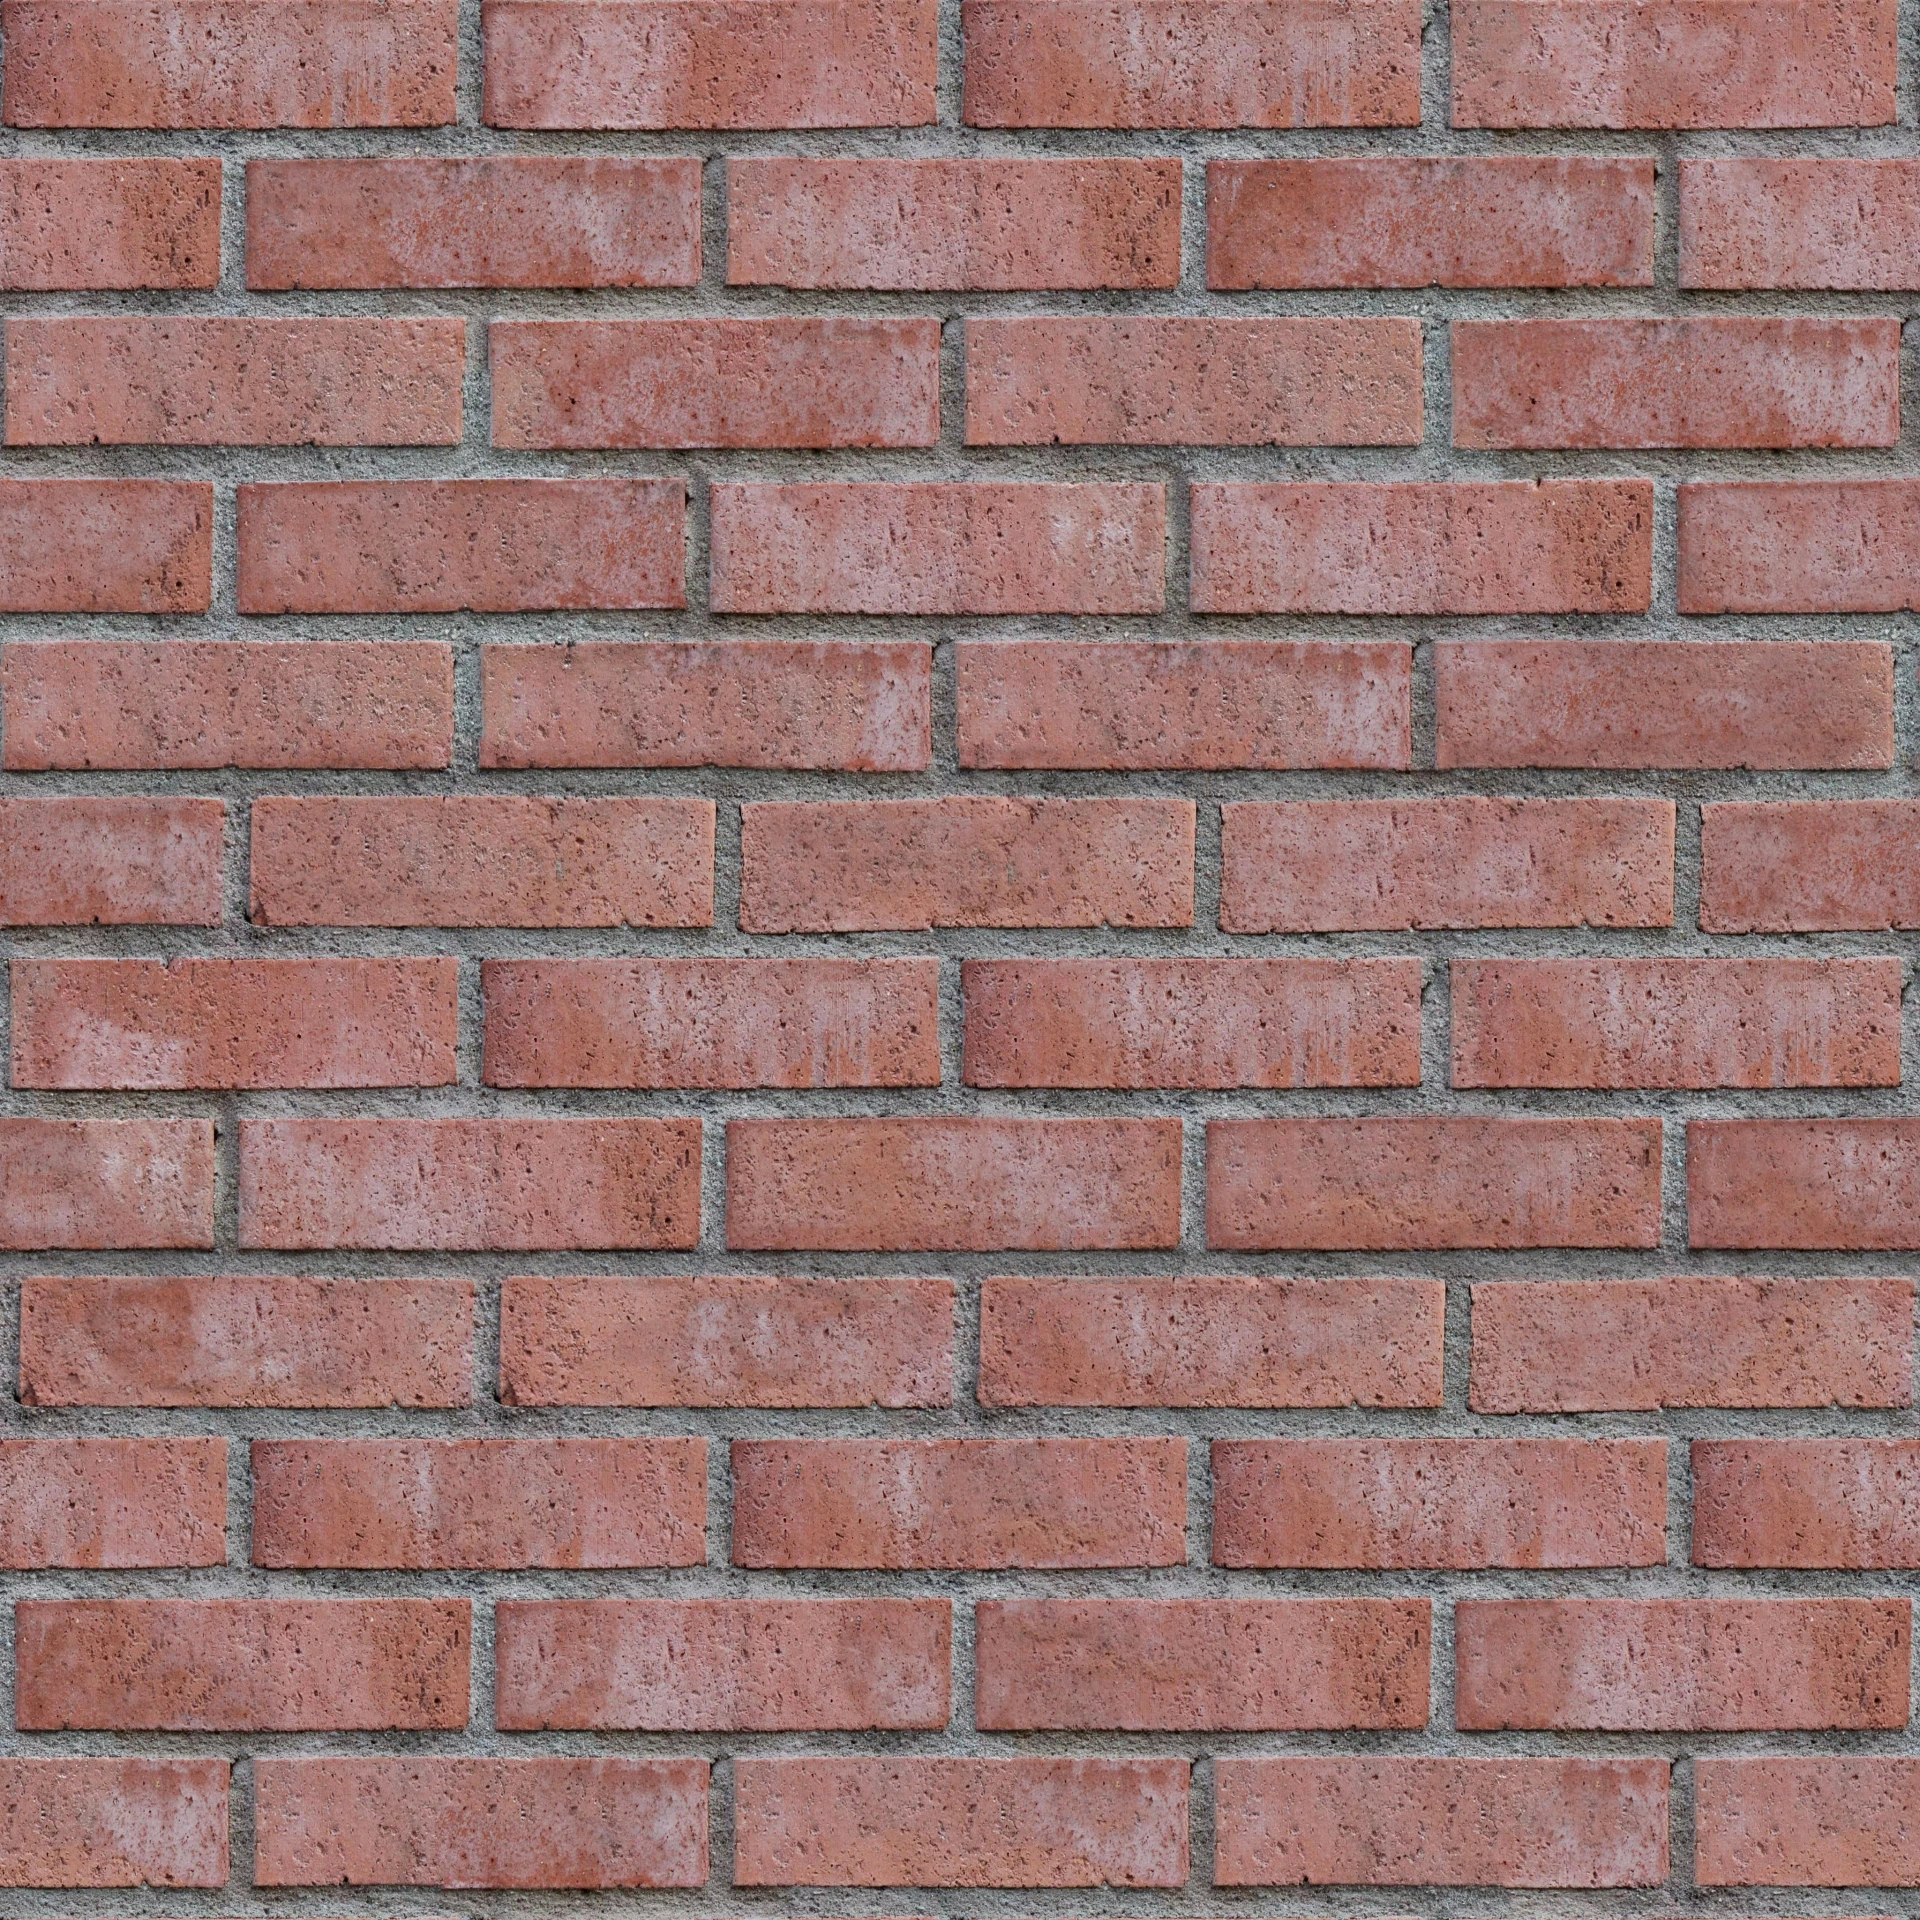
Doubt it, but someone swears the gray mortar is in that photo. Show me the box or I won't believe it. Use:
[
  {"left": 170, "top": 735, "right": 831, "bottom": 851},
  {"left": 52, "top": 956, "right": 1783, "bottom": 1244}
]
[{"left": 2, "top": 0, "right": 1920, "bottom": 1919}]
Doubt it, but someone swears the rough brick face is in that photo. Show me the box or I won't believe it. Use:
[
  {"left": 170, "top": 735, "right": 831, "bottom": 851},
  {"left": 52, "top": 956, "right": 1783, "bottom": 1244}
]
[
  {"left": 0, "top": 157, "right": 220, "bottom": 286},
  {"left": 0, "top": 1758, "right": 229, "bottom": 1886},
  {"left": 0, "top": 1437, "right": 227, "bottom": 1567}
]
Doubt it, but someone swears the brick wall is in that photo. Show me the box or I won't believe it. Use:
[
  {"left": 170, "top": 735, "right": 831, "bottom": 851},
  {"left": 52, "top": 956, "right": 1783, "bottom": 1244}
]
[{"left": 0, "top": 0, "right": 1918, "bottom": 1907}]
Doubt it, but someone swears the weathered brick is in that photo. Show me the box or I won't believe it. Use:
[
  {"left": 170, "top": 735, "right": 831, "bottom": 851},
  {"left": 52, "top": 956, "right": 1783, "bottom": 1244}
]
[
  {"left": 1452, "top": 317, "right": 1899, "bottom": 447},
  {"left": 15, "top": 1599, "right": 472, "bottom": 1730},
  {"left": 1192, "top": 480, "right": 1653, "bottom": 612},
  {"left": 13, "top": 957, "right": 459, "bottom": 1089},
  {"left": 976, "top": 1597, "right": 1430, "bottom": 1728},
  {"left": 732, "top": 1437, "right": 1187, "bottom": 1567},
  {"left": 978, "top": 1275, "right": 1446, "bottom": 1407},
  {"left": 1207, "top": 157, "right": 1655, "bottom": 286},
  {"left": 1213, "top": 1438, "right": 1668, "bottom": 1568},
  {"left": 3, "top": 0, "right": 457, "bottom": 125},
  {"left": 0, "top": 797, "right": 223, "bottom": 924},
  {"left": 1471, "top": 1277, "right": 1914, "bottom": 1412},
  {"left": 1451, "top": 958, "right": 1901, "bottom": 1088},
  {"left": 0, "top": 1437, "right": 226, "bottom": 1567},
  {"left": 254, "top": 1757, "right": 708, "bottom": 1887},
  {"left": 250, "top": 797, "right": 714, "bottom": 928},
  {"left": 483, "top": 0, "right": 936, "bottom": 126},
  {"left": 1216, "top": 1757, "right": 1669, "bottom": 1885},
  {"left": 741, "top": 798, "right": 1193, "bottom": 931},
  {"left": 0, "top": 1759, "right": 228, "bottom": 1887},
  {"left": 1681, "top": 480, "right": 1920, "bottom": 611},
  {"left": 734, "top": 1757, "right": 1189, "bottom": 1886},
  {"left": 965, "top": 316, "right": 1422, "bottom": 443},
  {"left": 0, "top": 1118, "right": 213, "bottom": 1249},
  {"left": 0, "top": 478, "right": 210, "bottom": 610},
  {"left": 1435, "top": 638, "right": 1895, "bottom": 769},
  {"left": 1221, "top": 799, "right": 1673, "bottom": 930},
  {"left": 20, "top": 1274, "right": 475, "bottom": 1408},
  {"left": 1456, "top": 1598, "right": 1910, "bottom": 1730},
  {"left": 1703, "top": 800, "right": 1920, "bottom": 930},
  {"left": 710, "top": 481, "right": 1165, "bottom": 613},
  {"left": 728, "top": 156, "right": 1181, "bottom": 287},
  {"left": 957, "top": 637, "right": 1411, "bottom": 770},
  {"left": 493, "top": 317, "right": 938, "bottom": 446},
  {"left": 482, "top": 957, "right": 939, "bottom": 1087},
  {"left": 238, "top": 479, "right": 684, "bottom": 612},
  {"left": 1682, "top": 156, "right": 1920, "bottom": 287},
  {"left": 1697, "top": 1759, "right": 1920, "bottom": 1884},
  {"left": 481, "top": 639, "right": 929, "bottom": 770},
  {"left": 1453, "top": 0, "right": 1895, "bottom": 126},
  {"left": 248, "top": 156, "right": 701, "bottom": 287},
  {"left": 239, "top": 1118, "right": 702, "bottom": 1251},
  {"left": 7, "top": 317, "right": 463, "bottom": 444},
  {"left": 0, "top": 157, "right": 219, "bottom": 287},
  {"left": 495, "top": 1598, "right": 950, "bottom": 1728},
  {"left": 251, "top": 1438, "right": 707, "bottom": 1568},
  {"left": 3, "top": 639, "right": 454, "bottom": 770},
  {"left": 1694, "top": 1440, "right": 1920, "bottom": 1567},
  {"left": 727, "top": 1116, "right": 1183, "bottom": 1250},
  {"left": 1690, "top": 1119, "right": 1920, "bottom": 1249}
]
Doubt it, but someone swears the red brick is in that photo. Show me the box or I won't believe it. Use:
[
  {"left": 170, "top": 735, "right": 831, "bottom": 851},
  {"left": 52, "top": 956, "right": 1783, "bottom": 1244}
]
[
  {"left": 1435, "top": 638, "right": 1895, "bottom": 769},
  {"left": 251, "top": 1437, "right": 707, "bottom": 1568},
  {"left": 977, "top": 1597, "right": 1430, "bottom": 1728},
  {"left": 1681, "top": 480, "right": 1920, "bottom": 612},
  {"left": 8, "top": 317, "right": 462, "bottom": 445},
  {"left": 0, "top": 157, "right": 218, "bottom": 287},
  {"left": 4, "top": 639, "right": 454, "bottom": 770},
  {"left": 484, "top": 957, "right": 939, "bottom": 1086},
  {"left": 0, "top": 1118, "right": 213, "bottom": 1250},
  {"left": 239, "top": 1117, "right": 701, "bottom": 1251},
  {"left": 1453, "top": 0, "right": 1895, "bottom": 126},
  {"left": 494, "top": 316, "right": 936, "bottom": 447},
  {"left": 1454, "top": 317, "right": 1898, "bottom": 448},
  {"left": 1457, "top": 1598, "right": 1910, "bottom": 1730},
  {"left": 963, "top": 957, "right": 1421, "bottom": 1087},
  {"left": 1207, "top": 156, "right": 1655, "bottom": 286},
  {"left": 238, "top": 478, "right": 684, "bottom": 613},
  {"left": 1694, "top": 1440, "right": 1920, "bottom": 1567},
  {"left": 957, "top": 637, "right": 1411, "bottom": 770},
  {"left": 728, "top": 156, "right": 1181, "bottom": 287},
  {"left": 1215, "top": 1757, "right": 1668, "bottom": 1885},
  {"left": 0, "top": 796, "right": 223, "bottom": 924},
  {"left": 1223, "top": 798, "right": 1673, "bottom": 932},
  {"left": 16, "top": 1599, "right": 472, "bottom": 1730},
  {"left": 3, "top": 0, "right": 456, "bottom": 125},
  {"left": 1691, "top": 1119, "right": 1920, "bottom": 1249},
  {"left": 495, "top": 1598, "right": 950, "bottom": 1728},
  {"left": 0, "top": 478, "right": 209, "bottom": 610},
  {"left": 1472, "top": 1277, "right": 1914, "bottom": 1413},
  {"left": 727, "top": 1116, "right": 1182, "bottom": 1250},
  {"left": 1703, "top": 800, "right": 1920, "bottom": 930},
  {"left": 483, "top": 0, "right": 936, "bottom": 125},
  {"left": 1682, "top": 156, "right": 1920, "bottom": 287},
  {"left": 20, "top": 1274, "right": 475, "bottom": 1408},
  {"left": 13, "top": 957, "right": 459, "bottom": 1089},
  {"left": 964, "top": 0, "right": 1420, "bottom": 124},
  {"left": 501, "top": 1273, "right": 954, "bottom": 1407},
  {"left": 1192, "top": 479, "right": 1653, "bottom": 612},
  {"left": 0, "top": 1759, "right": 228, "bottom": 1887},
  {"left": 254, "top": 1757, "right": 707, "bottom": 1888},
  {"left": 0, "top": 1437, "right": 226, "bottom": 1567},
  {"left": 734, "top": 1757, "right": 1188, "bottom": 1886},
  {"left": 1697, "top": 1759, "right": 1920, "bottom": 1884},
  {"left": 1452, "top": 957, "right": 1901, "bottom": 1088},
  {"left": 1209, "top": 1118, "right": 1662, "bottom": 1251},
  {"left": 965, "top": 316, "right": 1422, "bottom": 442},
  {"left": 1213, "top": 1438, "right": 1668, "bottom": 1567},
  {"left": 732, "top": 1437, "right": 1186, "bottom": 1567},
  {"left": 742, "top": 798, "right": 1192, "bottom": 931},
  {"left": 979, "top": 1274, "right": 1446, "bottom": 1407},
  {"left": 481, "top": 638, "right": 929, "bottom": 770},
  {"left": 248, "top": 156, "right": 701, "bottom": 287},
  {"left": 711, "top": 480, "right": 1164, "bottom": 613},
  {"left": 251, "top": 796, "right": 714, "bottom": 927}
]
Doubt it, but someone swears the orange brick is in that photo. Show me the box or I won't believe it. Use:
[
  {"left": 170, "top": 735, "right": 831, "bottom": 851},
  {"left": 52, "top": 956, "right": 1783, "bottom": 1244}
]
[
  {"left": 1681, "top": 480, "right": 1920, "bottom": 612},
  {"left": 1682, "top": 156, "right": 1920, "bottom": 288},
  {"left": 1703, "top": 800, "right": 1920, "bottom": 930},
  {"left": 0, "top": 1117, "right": 213, "bottom": 1250},
  {"left": 1690, "top": 1119, "right": 1920, "bottom": 1249},
  {"left": 732, "top": 1437, "right": 1186, "bottom": 1567},
  {"left": 0, "top": 478, "right": 209, "bottom": 610},
  {"left": 1697, "top": 1759, "right": 1920, "bottom": 1884},
  {"left": 495, "top": 1598, "right": 950, "bottom": 1728},
  {"left": 0, "top": 157, "right": 218, "bottom": 287},
  {"left": 0, "top": 796, "right": 222, "bottom": 924},
  {"left": 1694, "top": 1439, "right": 1920, "bottom": 1567},
  {"left": 0, "top": 1759, "right": 228, "bottom": 1887},
  {"left": 0, "top": 1437, "right": 226, "bottom": 1567}
]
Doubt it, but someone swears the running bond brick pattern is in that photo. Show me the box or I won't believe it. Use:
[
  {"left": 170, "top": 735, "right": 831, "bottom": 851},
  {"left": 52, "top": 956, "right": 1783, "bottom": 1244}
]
[{"left": 4, "top": 0, "right": 1920, "bottom": 1909}]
